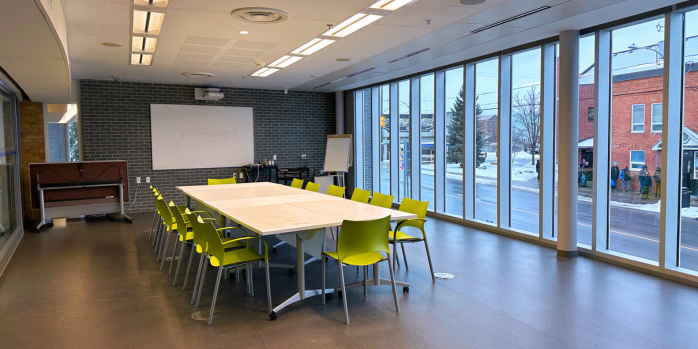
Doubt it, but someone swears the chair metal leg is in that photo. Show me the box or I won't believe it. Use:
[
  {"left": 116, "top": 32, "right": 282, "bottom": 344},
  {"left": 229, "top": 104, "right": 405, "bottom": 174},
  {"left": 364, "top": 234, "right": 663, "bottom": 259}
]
[
  {"left": 248, "top": 263, "right": 254, "bottom": 297},
  {"left": 169, "top": 235, "right": 179, "bottom": 274},
  {"left": 208, "top": 267, "right": 224, "bottom": 325},
  {"left": 191, "top": 254, "right": 205, "bottom": 304},
  {"left": 401, "top": 243, "right": 409, "bottom": 270},
  {"left": 153, "top": 219, "right": 161, "bottom": 247},
  {"left": 159, "top": 231, "right": 171, "bottom": 265},
  {"left": 387, "top": 258, "right": 400, "bottom": 313},
  {"left": 183, "top": 244, "right": 197, "bottom": 290},
  {"left": 392, "top": 242, "right": 398, "bottom": 271},
  {"left": 330, "top": 227, "right": 336, "bottom": 240},
  {"left": 423, "top": 238, "right": 436, "bottom": 282},
  {"left": 338, "top": 262, "right": 349, "bottom": 324},
  {"left": 265, "top": 259, "right": 272, "bottom": 314},
  {"left": 195, "top": 259, "right": 208, "bottom": 308},
  {"left": 236, "top": 266, "right": 240, "bottom": 282},
  {"left": 321, "top": 254, "right": 326, "bottom": 305},
  {"left": 153, "top": 220, "right": 162, "bottom": 250},
  {"left": 149, "top": 210, "right": 157, "bottom": 240},
  {"left": 363, "top": 265, "right": 368, "bottom": 296},
  {"left": 173, "top": 239, "right": 187, "bottom": 286}
]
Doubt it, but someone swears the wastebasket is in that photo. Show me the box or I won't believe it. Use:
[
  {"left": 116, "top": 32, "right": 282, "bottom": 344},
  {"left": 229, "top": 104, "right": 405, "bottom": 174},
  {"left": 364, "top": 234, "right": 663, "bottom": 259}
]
[{"left": 681, "top": 188, "right": 691, "bottom": 208}]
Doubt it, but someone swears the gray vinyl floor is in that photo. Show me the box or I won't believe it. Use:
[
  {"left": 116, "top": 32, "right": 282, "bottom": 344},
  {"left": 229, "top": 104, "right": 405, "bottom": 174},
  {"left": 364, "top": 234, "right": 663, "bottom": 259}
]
[{"left": 1, "top": 212, "right": 697, "bottom": 349}]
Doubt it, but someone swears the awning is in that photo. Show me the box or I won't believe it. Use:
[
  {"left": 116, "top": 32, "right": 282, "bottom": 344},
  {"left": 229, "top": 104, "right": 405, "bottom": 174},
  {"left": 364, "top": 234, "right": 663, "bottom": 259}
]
[
  {"left": 578, "top": 138, "right": 594, "bottom": 149},
  {"left": 652, "top": 127, "right": 698, "bottom": 150}
]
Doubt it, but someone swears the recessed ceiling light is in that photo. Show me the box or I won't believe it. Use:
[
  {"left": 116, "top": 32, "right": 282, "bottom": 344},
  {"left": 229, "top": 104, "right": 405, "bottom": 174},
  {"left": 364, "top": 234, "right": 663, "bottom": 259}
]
[
  {"left": 101, "top": 41, "right": 122, "bottom": 47},
  {"left": 370, "top": 0, "right": 417, "bottom": 11},
  {"left": 251, "top": 67, "right": 279, "bottom": 77},
  {"left": 182, "top": 72, "right": 214, "bottom": 78},
  {"left": 231, "top": 7, "right": 289, "bottom": 24},
  {"left": 336, "top": 58, "right": 351, "bottom": 62},
  {"left": 459, "top": 0, "right": 486, "bottom": 5},
  {"left": 292, "top": 38, "right": 335, "bottom": 56},
  {"left": 133, "top": 0, "right": 169, "bottom": 8},
  {"left": 310, "top": 75, "right": 317, "bottom": 78},
  {"left": 131, "top": 54, "right": 152, "bottom": 65},
  {"left": 133, "top": 10, "right": 165, "bottom": 35},
  {"left": 323, "top": 13, "right": 382, "bottom": 37},
  {"left": 239, "top": 30, "right": 249, "bottom": 34},
  {"left": 132, "top": 36, "right": 157, "bottom": 52}
]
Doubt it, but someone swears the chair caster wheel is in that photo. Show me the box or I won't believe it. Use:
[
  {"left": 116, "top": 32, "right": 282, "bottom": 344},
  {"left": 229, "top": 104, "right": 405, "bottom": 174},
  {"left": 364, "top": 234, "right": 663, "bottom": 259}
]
[
  {"left": 403, "top": 286, "right": 409, "bottom": 293},
  {"left": 48, "top": 222, "right": 54, "bottom": 227},
  {"left": 325, "top": 293, "right": 333, "bottom": 300},
  {"left": 269, "top": 312, "right": 277, "bottom": 321},
  {"left": 337, "top": 290, "right": 342, "bottom": 298},
  {"left": 288, "top": 268, "right": 295, "bottom": 276},
  {"left": 272, "top": 248, "right": 277, "bottom": 254}
]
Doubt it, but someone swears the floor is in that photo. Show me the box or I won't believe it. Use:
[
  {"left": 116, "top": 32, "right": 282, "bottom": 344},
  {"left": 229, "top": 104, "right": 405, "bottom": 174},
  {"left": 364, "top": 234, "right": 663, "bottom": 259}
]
[{"left": 1, "top": 213, "right": 697, "bottom": 349}]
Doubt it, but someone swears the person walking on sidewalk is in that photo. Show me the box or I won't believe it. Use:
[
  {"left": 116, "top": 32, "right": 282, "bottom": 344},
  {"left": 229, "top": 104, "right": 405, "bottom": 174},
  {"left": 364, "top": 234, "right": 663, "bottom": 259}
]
[
  {"left": 653, "top": 167, "right": 662, "bottom": 198},
  {"left": 610, "top": 162, "right": 620, "bottom": 190},
  {"left": 639, "top": 165, "right": 652, "bottom": 199},
  {"left": 621, "top": 166, "right": 631, "bottom": 192},
  {"left": 579, "top": 161, "right": 590, "bottom": 187},
  {"left": 536, "top": 160, "right": 540, "bottom": 180}
]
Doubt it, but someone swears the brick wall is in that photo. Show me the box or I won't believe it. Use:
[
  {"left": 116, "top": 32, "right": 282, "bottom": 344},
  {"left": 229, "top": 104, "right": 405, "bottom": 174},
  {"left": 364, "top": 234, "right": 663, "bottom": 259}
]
[
  {"left": 579, "top": 84, "right": 594, "bottom": 141},
  {"left": 80, "top": 80, "right": 335, "bottom": 212},
  {"left": 19, "top": 102, "right": 45, "bottom": 221},
  {"left": 47, "top": 123, "right": 66, "bottom": 162},
  {"left": 362, "top": 88, "right": 372, "bottom": 191}
]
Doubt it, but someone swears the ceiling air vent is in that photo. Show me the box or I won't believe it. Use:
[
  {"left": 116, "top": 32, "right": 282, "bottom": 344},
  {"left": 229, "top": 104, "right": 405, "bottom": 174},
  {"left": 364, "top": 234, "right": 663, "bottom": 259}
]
[
  {"left": 346, "top": 68, "right": 375, "bottom": 78},
  {"left": 471, "top": 6, "right": 551, "bottom": 34},
  {"left": 387, "top": 48, "right": 429, "bottom": 64},
  {"left": 231, "top": 7, "right": 289, "bottom": 24},
  {"left": 313, "top": 82, "right": 332, "bottom": 89}
]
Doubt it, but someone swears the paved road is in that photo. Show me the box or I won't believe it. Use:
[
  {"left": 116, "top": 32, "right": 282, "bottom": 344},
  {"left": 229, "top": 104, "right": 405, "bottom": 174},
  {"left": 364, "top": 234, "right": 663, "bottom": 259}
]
[{"left": 378, "top": 165, "right": 698, "bottom": 271}]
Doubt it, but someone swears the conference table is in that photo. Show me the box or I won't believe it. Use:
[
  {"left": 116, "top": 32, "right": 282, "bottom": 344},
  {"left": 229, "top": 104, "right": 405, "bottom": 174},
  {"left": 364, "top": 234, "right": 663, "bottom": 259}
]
[{"left": 177, "top": 182, "right": 416, "bottom": 319}]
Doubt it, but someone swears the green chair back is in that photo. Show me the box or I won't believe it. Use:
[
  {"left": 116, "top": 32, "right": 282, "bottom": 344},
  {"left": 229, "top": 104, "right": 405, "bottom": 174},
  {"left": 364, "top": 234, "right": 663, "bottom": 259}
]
[
  {"left": 397, "top": 197, "right": 429, "bottom": 235},
  {"left": 370, "top": 192, "right": 394, "bottom": 209},
  {"left": 350, "top": 188, "right": 370, "bottom": 204},
  {"left": 327, "top": 185, "right": 345, "bottom": 198},
  {"left": 200, "top": 217, "right": 224, "bottom": 263},
  {"left": 170, "top": 203, "right": 189, "bottom": 237},
  {"left": 185, "top": 211, "right": 207, "bottom": 253},
  {"left": 154, "top": 196, "right": 175, "bottom": 228},
  {"left": 291, "top": 178, "right": 304, "bottom": 189},
  {"left": 208, "top": 177, "right": 236, "bottom": 185},
  {"left": 305, "top": 182, "right": 320, "bottom": 192},
  {"left": 336, "top": 216, "right": 392, "bottom": 263}
]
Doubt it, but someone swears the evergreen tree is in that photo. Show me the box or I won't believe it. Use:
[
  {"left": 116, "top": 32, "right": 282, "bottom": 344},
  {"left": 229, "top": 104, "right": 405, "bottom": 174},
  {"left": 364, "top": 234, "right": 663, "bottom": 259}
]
[{"left": 446, "top": 87, "right": 485, "bottom": 167}]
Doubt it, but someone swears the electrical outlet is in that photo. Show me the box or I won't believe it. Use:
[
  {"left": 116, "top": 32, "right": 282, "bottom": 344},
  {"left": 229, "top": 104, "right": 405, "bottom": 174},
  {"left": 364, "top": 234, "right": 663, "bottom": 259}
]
[
  {"left": 136, "top": 177, "right": 141, "bottom": 184},
  {"left": 233, "top": 173, "right": 237, "bottom": 178},
  {"left": 301, "top": 154, "right": 306, "bottom": 159},
  {"left": 146, "top": 177, "right": 150, "bottom": 183}
]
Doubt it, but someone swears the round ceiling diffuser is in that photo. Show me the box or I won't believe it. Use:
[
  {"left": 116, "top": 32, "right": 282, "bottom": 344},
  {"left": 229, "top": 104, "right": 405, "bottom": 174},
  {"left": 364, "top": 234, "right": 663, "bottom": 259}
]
[
  {"left": 182, "top": 72, "right": 214, "bottom": 78},
  {"left": 101, "top": 41, "right": 122, "bottom": 47},
  {"left": 231, "top": 7, "right": 289, "bottom": 24},
  {"left": 459, "top": 0, "right": 487, "bottom": 5}
]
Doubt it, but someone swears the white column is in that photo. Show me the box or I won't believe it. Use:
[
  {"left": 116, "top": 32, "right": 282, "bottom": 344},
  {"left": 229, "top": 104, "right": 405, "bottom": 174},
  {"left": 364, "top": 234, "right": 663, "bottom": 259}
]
[
  {"left": 464, "top": 63, "right": 476, "bottom": 220},
  {"left": 435, "top": 71, "right": 446, "bottom": 212},
  {"left": 335, "top": 91, "right": 345, "bottom": 134},
  {"left": 410, "top": 77, "right": 421, "bottom": 201},
  {"left": 660, "top": 11, "right": 684, "bottom": 269},
  {"left": 498, "top": 54, "right": 512, "bottom": 229},
  {"left": 539, "top": 43, "right": 556, "bottom": 240},
  {"left": 593, "top": 30, "right": 612, "bottom": 251},
  {"left": 390, "top": 81, "right": 399, "bottom": 202},
  {"left": 557, "top": 30, "right": 580, "bottom": 258}
]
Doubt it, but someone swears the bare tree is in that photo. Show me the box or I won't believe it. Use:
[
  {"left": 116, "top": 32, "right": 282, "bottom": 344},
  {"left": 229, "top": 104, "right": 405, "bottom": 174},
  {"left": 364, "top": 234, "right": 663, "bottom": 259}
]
[{"left": 512, "top": 86, "right": 541, "bottom": 165}]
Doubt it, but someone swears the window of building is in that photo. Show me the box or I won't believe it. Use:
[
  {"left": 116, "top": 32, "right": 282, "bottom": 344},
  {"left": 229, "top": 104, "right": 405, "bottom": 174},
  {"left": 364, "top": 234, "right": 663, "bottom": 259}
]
[
  {"left": 588, "top": 107, "right": 594, "bottom": 122},
  {"left": 379, "top": 84, "right": 390, "bottom": 195},
  {"left": 651, "top": 103, "right": 662, "bottom": 132},
  {"left": 474, "top": 59, "right": 498, "bottom": 224},
  {"left": 631, "top": 104, "right": 645, "bottom": 132},
  {"left": 398, "top": 79, "right": 410, "bottom": 202},
  {"left": 629, "top": 150, "right": 645, "bottom": 170},
  {"left": 444, "top": 67, "right": 464, "bottom": 217}
]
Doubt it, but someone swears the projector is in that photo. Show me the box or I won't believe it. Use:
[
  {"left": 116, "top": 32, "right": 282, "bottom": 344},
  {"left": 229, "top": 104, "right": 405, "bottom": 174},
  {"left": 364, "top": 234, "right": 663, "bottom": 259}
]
[{"left": 194, "top": 87, "right": 224, "bottom": 101}]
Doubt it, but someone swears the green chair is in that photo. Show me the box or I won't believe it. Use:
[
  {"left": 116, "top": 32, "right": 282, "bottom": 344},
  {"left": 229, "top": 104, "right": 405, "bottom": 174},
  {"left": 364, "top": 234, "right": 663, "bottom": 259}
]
[
  {"left": 149, "top": 186, "right": 159, "bottom": 241},
  {"left": 305, "top": 182, "right": 320, "bottom": 192},
  {"left": 208, "top": 177, "right": 237, "bottom": 185},
  {"left": 327, "top": 185, "right": 345, "bottom": 198},
  {"left": 350, "top": 188, "right": 370, "bottom": 204},
  {"left": 195, "top": 216, "right": 274, "bottom": 324},
  {"left": 169, "top": 206, "right": 223, "bottom": 286},
  {"left": 154, "top": 196, "right": 179, "bottom": 264},
  {"left": 290, "top": 178, "right": 304, "bottom": 189},
  {"left": 390, "top": 198, "right": 434, "bottom": 281},
  {"left": 370, "top": 192, "right": 394, "bottom": 209},
  {"left": 322, "top": 216, "right": 399, "bottom": 324}
]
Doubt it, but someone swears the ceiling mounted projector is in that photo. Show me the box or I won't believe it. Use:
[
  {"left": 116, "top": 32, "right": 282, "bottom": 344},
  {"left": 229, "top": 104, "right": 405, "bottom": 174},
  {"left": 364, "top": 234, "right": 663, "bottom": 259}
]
[{"left": 194, "top": 88, "right": 224, "bottom": 101}]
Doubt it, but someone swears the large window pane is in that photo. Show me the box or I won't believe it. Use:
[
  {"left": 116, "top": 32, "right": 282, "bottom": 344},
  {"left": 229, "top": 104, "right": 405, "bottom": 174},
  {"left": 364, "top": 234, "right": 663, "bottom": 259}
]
[
  {"left": 679, "top": 9, "right": 698, "bottom": 271},
  {"left": 510, "top": 48, "right": 541, "bottom": 234},
  {"left": 379, "top": 84, "right": 390, "bottom": 195},
  {"left": 445, "top": 67, "right": 464, "bottom": 217},
  {"left": 0, "top": 86, "right": 18, "bottom": 251},
  {"left": 608, "top": 19, "right": 664, "bottom": 261},
  {"left": 475, "top": 59, "right": 498, "bottom": 224},
  {"left": 398, "top": 80, "right": 411, "bottom": 202},
  {"left": 420, "top": 74, "right": 435, "bottom": 210}
]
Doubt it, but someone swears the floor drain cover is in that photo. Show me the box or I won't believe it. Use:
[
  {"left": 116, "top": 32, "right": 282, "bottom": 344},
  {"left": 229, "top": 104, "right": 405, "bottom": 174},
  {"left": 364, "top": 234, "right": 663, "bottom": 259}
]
[
  {"left": 191, "top": 310, "right": 220, "bottom": 320},
  {"left": 434, "top": 273, "right": 454, "bottom": 280}
]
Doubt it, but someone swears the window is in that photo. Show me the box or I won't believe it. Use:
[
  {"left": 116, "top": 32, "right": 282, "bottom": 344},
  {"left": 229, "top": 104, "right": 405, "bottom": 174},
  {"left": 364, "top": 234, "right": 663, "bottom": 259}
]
[
  {"left": 0, "top": 84, "right": 19, "bottom": 253},
  {"left": 588, "top": 107, "right": 594, "bottom": 122},
  {"left": 379, "top": 84, "right": 390, "bottom": 195},
  {"left": 444, "top": 67, "right": 464, "bottom": 217},
  {"left": 631, "top": 104, "right": 645, "bottom": 132},
  {"left": 474, "top": 59, "right": 498, "bottom": 224},
  {"left": 651, "top": 103, "right": 662, "bottom": 132},
  {"left": 629, "top": 150, "right": 645, "bottom": 170},
  {"left": 398, "top": 80, "right": 410, "bottom": 202},
  {"left": 419, "top": 74, "right": 435, "bottom": 211}
]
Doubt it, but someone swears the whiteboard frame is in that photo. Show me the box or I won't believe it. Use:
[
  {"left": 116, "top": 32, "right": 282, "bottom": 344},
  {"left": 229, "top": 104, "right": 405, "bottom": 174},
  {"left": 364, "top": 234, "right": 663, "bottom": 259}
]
[{"left": 323, "top": 134, "right": 353, "bottom": 173}]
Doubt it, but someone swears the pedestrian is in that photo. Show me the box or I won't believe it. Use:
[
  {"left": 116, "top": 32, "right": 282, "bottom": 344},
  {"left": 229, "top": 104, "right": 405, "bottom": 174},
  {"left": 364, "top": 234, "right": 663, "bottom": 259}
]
[
  {"left": 653, "top": 166, "right": 662, "bottom": 198},
  {"left": 621, "top": 166, "right": 631, "bottom": 192},
  {"left": 536, "top": 160, "right": 540, "bottom": 180},
  {"left": 639, "top": 165, "right": 652, "bottom": 199},
  {"left": 610, "top": 161, "right": 620, "bottom": 190},
  {"left": 579, "top": 161, "right": 589, "bottom": 187}
]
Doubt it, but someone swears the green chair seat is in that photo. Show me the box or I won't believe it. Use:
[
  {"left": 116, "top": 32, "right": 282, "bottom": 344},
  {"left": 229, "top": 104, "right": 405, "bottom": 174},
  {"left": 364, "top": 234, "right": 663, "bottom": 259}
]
[
  {"left": 324, "top": 251, "right": 385, "bottom": 266},
  {"left": 212, "top": 247, "right": 265, "bottom": 267},
  {"left": 389, "top": 230, "right": 422, "bottom": 242}
]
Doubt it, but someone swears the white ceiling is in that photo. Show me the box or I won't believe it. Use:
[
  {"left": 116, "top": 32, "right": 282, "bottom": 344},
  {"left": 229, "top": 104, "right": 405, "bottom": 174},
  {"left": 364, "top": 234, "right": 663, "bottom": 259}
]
[{"left": 6, "top": 0, "right": 683, "bottom": 101}]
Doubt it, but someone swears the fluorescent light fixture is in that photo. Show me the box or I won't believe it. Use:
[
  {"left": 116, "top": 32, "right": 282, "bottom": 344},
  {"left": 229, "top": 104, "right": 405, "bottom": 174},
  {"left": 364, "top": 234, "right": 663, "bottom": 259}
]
[
  {"left": 131, "top": 53, "right": 152, "bottom": 65},
  {"left": 131, "top": 36, "right": 157, "bottom": 52},
  {"left": 268, "top": 55, "right": 303, "bottom": 68},
  {"left": 370, "top": 0, "right": 415, "bottom": 11},
  {"left": 291, "top": 38, "right": 335, "bottom": 55},
  {"left": 133, "top": 10, "right": 165, "bottom": 35},
  {"left": 251, "top": 67, "right": 279, "bottom": 77},
  {"left": 59, "top": 104, "right": 78, "bottom": 123},
  {"left": 239, "top": 31, "right": 249, "bottom": 34},
  {"left": 133, "top": 0, "right": 169, "bottom": 8},
  {"left": 323, "top": 13, "right": 382, "bottom": 37}
]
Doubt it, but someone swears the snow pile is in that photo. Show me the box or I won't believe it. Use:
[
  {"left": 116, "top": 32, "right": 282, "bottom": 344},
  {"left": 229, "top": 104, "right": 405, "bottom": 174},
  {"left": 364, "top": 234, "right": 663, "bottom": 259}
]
[{"left": 612, "top": 199, "right": 698, "bottom": 218}]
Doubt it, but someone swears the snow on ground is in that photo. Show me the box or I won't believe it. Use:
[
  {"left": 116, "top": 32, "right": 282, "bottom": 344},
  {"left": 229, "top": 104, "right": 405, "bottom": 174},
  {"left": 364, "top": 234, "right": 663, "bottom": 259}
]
[{"left": 611, "top": 199, "right": 698, "bottom": 218}]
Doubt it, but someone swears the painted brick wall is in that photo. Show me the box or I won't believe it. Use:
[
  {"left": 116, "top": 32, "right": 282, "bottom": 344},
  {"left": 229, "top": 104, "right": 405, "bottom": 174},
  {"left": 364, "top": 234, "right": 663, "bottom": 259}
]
[
  {"left": 579, "top": 84, "right": 594, "bottom": 142},
  {"left": 80, "top": 80, "right": 335, "bottom": 212},
  {"left": 19, "top": 102, "right": 45, "bottom": 221}
]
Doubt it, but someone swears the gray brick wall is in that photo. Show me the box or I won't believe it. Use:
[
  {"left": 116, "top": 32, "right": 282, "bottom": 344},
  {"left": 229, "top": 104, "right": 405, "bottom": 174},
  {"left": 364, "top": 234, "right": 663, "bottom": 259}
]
[
  {"left": 48, "top": 123, "right": 66, "bottom": 162},
  {"left": 80, "top": 79, "right": 335, "bottom": 212},
  {"left": 362, "top": 88, "right": 372, "bottom": 191}
]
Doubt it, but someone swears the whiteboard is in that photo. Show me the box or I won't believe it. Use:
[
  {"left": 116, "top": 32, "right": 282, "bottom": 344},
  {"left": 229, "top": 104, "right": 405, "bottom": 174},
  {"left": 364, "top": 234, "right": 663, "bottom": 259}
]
[
  {"left": 150, "top": 104, "right": 254, "bottom": 170},
  {"left": 323, "top": 135, "right": 352, "bottom": 173}
]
